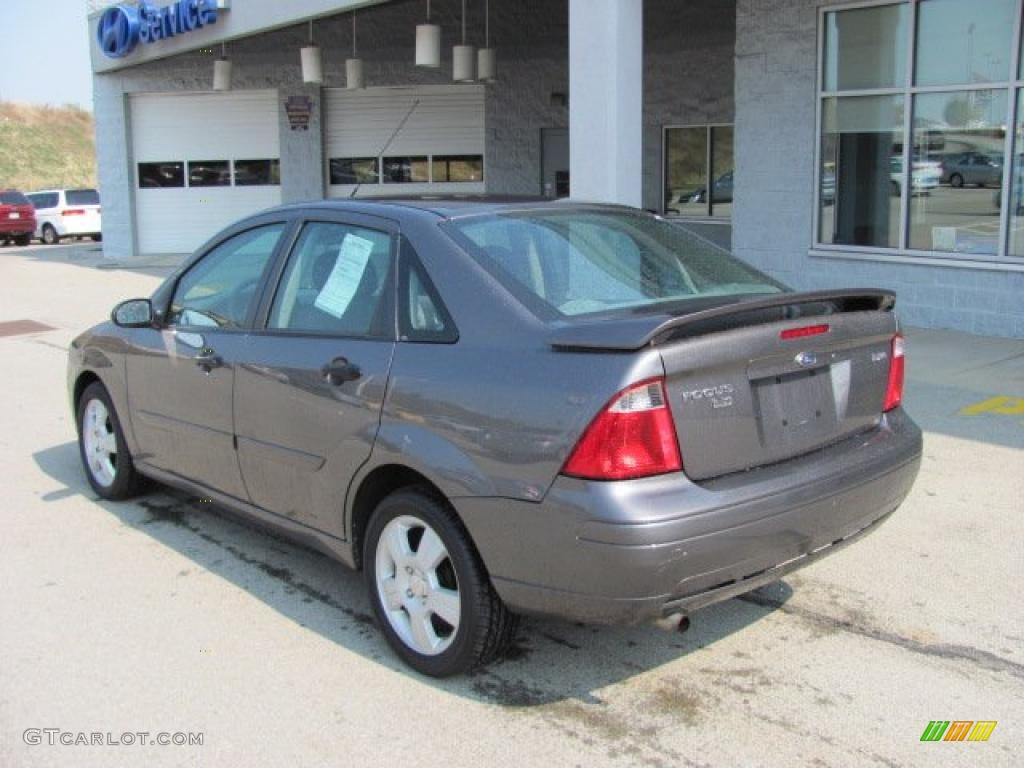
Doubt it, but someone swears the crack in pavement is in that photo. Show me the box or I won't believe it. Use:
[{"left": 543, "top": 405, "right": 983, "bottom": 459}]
[{"left": 737, "top": 592, "right": 1024, "bottom": 680}]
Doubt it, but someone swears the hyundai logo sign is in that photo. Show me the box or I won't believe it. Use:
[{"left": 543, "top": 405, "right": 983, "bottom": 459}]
[
  {"left": 97, "top": 0, "right": 221, "bottom": 60},
  {"left": 97, "top": 5, "right": 140, "bottom": 59}
]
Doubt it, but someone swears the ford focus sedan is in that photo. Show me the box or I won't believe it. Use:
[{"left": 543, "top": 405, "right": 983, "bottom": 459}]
[{"left": 68, "top": 199, "right": 922, "bottom": 677}]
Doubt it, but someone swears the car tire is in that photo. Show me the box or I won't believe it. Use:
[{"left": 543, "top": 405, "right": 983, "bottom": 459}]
[
  {"left": 364, "top": 489, "right": 518, "bottom": 677},
  {"left": 41, "top": 224, "right": 59, "bottom": 245},
  {"left": 77, "top": 381, "right": 148, "bottom": 500},
  {"left": 950, "top": 173, "right": 964, "bottom": 188},
  {"left": 91, "top": 234, "right": 102, "bottom": 242},
  {"left": 13, "top": 233, "right": 31, "bottom": 246}
]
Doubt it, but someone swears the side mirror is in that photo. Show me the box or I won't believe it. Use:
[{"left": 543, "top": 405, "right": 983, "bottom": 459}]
[{"left": 111, "top": 299, "right": 154, "bottom": 328}]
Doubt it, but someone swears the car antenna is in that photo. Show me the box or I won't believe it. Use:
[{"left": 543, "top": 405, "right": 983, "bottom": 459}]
[{"left": 351, "top": 98, "right": 421, "bottom": 198}]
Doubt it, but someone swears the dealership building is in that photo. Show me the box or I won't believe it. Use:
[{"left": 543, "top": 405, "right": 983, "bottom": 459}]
[{"left": 88, "top": 0, "right": 1024, "bottom": 337}]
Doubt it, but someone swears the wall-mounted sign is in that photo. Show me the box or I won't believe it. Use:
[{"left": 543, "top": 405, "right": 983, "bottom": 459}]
[
  {"left": 97, "top": 0, "right": 222, "bottom": 60},
  {"left": 285, "top": 96, "right": 314, "bottom": 131}
]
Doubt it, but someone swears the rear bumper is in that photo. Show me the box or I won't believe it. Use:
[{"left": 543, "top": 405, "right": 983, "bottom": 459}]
[
  {"left": 0, "top": 220, "right": 36, "bottom": 236},
  {"left": 456, "top": 409, "right": 922, "bottom": 624}
]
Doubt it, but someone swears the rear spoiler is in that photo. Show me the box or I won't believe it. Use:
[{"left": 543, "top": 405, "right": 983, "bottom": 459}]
[{"left": 548, "top": 289, "right": 896, "bottom": 351}]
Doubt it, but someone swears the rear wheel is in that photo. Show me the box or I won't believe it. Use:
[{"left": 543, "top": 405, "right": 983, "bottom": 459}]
[
  {"left": 41, "top": 224, "right": 59, "bottom": 245},
  {"left": 13, "top": 233, "right": 31, "bottom": 246},
  {"left": 364, "top": 489, "right": 518, "bottom": 677},
  {"left": 77, "top": 382, "right": 147, "bottom": 500}
]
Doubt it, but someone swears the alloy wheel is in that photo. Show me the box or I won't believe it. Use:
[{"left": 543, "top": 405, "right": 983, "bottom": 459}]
[
  {"left": 374, "top": 515, "right": 461, "bottom": 656},
  {"left": 82, "top": 398, "right": 117, "bottom": 487}
]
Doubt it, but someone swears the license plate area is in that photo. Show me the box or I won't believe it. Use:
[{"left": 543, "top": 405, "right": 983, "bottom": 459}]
[
  {"left": 8, "top": 212, "right": 20, "bottom": 219},
  {"left": 753, "top": 366, "right": 840, "bottom": 453}
]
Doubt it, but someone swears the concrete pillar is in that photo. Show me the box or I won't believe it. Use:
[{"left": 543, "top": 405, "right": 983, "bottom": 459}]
[
  {"left": 279, "top": 84, "right": 325, "bottom": 203},
  {"left": 569, "top": 0, "right": 643, "bottom": 207},
  {"left": 93, "top": 75, "right": 137, "bottom": 259}
]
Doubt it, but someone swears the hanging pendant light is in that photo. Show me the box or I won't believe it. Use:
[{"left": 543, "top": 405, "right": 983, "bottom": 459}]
[
  {"left": 213, "top": 42, "right": 232, "bottom": 91},
  {"left": 477, "top": 0, "right": 496, "bottom": 82},
  {"left": 301, "top": 20, "right": 323, "bottom": 84},
  {"left": 452, "top": 0, "right": 476, "bottom": 82},
  {"left": 416, "top": 0, "right": 441, "bottom": 68},
  {"left": 347, "top": 13, "right": 364, "bottom": 90}
]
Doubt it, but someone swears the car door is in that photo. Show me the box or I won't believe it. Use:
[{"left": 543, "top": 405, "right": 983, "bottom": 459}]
[
  {"left": 232, "top": 214, "right": 397, "bottom": 538},
  {"left": 125, "top": 221, "right": 288, "bottom": 499}
]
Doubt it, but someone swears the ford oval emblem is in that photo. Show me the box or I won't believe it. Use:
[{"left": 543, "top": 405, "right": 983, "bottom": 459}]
[{"left": 795, "top": 351, "right": 818, "bottom": 368}]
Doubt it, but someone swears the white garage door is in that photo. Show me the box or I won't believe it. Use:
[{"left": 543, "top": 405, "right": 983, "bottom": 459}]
[
  {"left": 325, "top": 85, "right": 485, "bottom": 198},
  {"left": 131, "top": 91, "right": 281, "bottom": 254}
]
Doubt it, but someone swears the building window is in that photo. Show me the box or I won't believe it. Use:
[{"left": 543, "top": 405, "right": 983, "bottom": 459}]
[
  {"left": 432, "top": 155, "right": 484, "bottom": 182},
  {"left": 138, "top": 162, "right": 184, "bottom": 188},
  {"left": 188, "top": 160, "right": 231, "bottom": 188},
  {"left": 817, "top": 0, "right": 1024, "bottom": 262},
  {"left": 663, "top": 125, "right": 733, "bottom": 218},
  {"left": 329, "top": 158, "right": 379, "bottom": 185},
  {"left": 235, "top": 159, "right": 280, "bottom": 186},
  {"left": 382, "top": 156, "right": 430, "bottom": 183}
]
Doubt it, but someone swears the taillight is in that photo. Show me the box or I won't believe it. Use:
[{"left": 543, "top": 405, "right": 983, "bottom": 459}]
[
  {"left": 62, "top": 209, "right": 86, "bottom": 216},
  {"left": 562, "top": 378, "right": 682, "bottom": 481},
  {"left": 883, "top": 334, "right": 905, "bottom": 412}
]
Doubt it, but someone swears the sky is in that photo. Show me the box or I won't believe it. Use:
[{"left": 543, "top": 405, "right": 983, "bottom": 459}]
[{"left": 0, "top": 0, "right": 94, "bottom": 109}]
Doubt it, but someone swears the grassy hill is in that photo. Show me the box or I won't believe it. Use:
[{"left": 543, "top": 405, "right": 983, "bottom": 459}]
[{"left": 0, "top": 102, "right": 96, "bottom": 192}]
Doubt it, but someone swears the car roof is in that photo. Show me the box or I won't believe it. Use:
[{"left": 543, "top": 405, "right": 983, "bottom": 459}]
[{"left": 270, "top": 195, "right": 639, "bottom": 222}]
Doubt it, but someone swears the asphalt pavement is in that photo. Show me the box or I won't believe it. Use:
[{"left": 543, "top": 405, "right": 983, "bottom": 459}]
[{"left": 1, "top": 242, "right": 1021, "bottom": 767}]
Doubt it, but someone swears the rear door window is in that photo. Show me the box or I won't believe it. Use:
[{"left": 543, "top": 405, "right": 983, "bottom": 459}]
[
  {"left": 65, "top": 189, "right": 100, "bottom": 206},
  {"left": 267, "top": 221, "right": 393, "bottom": 338}
]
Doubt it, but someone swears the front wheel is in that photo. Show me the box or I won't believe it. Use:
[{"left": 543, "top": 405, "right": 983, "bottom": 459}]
[
  {"left": 950, "top": 173, "right": 964, "bottom": 188},
  {"left": 77, "top": 381, "right": 148, "bottom": 500},
  {"left": 364, "top": 489, "right": 518, "bottom": 677}
]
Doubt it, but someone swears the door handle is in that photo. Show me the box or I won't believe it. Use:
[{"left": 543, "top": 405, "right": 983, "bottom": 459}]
[
  {"left": 195, "top": 350, "right": 225, "bottom": 373},
  {"left": 322, "top": 357, "right": 362, "bottom": 385}
]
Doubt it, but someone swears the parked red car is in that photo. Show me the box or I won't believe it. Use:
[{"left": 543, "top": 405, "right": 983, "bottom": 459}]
[{"left": 0, "top": 190, "right": 38, "bottom": 246}]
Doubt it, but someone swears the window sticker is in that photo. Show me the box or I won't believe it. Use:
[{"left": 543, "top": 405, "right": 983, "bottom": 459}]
[{"left": 314, "top": 234, "right": 376, "bottom": 318}]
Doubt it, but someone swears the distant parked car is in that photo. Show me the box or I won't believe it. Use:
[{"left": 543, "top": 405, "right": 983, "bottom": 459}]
[
  {"left": 26, "top": 188, "right": 102, "bottom": 245},
  {"left": 0, "top": 189, "right": 38, "bottom": 246},
  {"left": 890, "top": 157, "right": 941, "bottom": 195},
  {"left": 940, "top": 152, "right": 1002, "bottom": 188}
]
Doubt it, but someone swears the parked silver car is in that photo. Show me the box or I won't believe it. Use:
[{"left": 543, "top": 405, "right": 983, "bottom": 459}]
[
  {"left": 68, "top": 199, "right": 921, "bottom": 676},
  {"left": 940, "top": 152, "right": 1003, "bottom": 188}
]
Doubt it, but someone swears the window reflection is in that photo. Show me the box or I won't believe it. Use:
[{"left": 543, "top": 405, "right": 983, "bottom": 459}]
[
  {"left": 915, "top": 0, "right": 1015, "bottom": 86},
  {"left": 819, "top": 95, "right": 904, "bottom": 248},
  {"left": 663, "top": 125, "right": 733, "bottom": 218},
  {"left": 824, "top": 4, "right": 908, "bottom": 91},
  {"left": 908, "top": 90, "right": 1007, "bottom": 254},
  {"left": 1007, "top": 92, "right": 1024, "bottom": 256}
]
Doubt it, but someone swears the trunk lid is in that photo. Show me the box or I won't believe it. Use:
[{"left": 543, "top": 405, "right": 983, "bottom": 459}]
[{"left": 549, "top": 290, "right": 898, "bottom": 481}]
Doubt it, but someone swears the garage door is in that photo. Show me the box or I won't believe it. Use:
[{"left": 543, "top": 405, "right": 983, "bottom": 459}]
[
  {"left": 131, "top": 91, "right": 281, "bottom": 254},
  {"left": 325, "top": 85, "right": 485, "bottom": 198}
]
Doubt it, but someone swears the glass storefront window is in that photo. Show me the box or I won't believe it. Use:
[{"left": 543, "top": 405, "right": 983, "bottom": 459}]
[
  {"left": 663, "top": 125, "right": 733, "bottom": 217},
  {"left": 824, "top": 4, "right": 909, "bottom": 91},
  {"left": 711, "top": 126, "right": 734, "bottom": 217},
  {"left": 664, "top": 127, "right": 707, "bottom": 216},
  {"left": 818, "top": 0, "right": 1024, "bottom": 261},
  {"left": 908, "top": 90, "right": 1007, "bottom": 254},
  {"left": 819, "top": 95, "right": 904, "bottom": 248},
  {"left": 1007, "top": 91, "right": 1024, "bottom": 256},
  {"left": 915, "top": 0, "right": 1015, "bottom": 87}
]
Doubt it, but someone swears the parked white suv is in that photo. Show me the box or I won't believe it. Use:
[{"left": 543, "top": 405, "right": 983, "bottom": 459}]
[{"left": 26, "top": 189, "right": 102, "bottom": 245}]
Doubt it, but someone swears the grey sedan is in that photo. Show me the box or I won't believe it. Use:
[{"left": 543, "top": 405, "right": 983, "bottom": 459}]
[{"left": 68, "top": 199, "right": 921, "bottom": 676}]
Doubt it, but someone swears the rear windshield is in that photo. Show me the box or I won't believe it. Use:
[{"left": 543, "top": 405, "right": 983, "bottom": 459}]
[
  {"left": 445, "top": 210, "right": 782, "bottom": 318},
  {"left": 66, "top": 189, "right": 100, "bottom": 206},
  {"left": 0, "top": 191, "right": 30, "bottom": 205}
]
